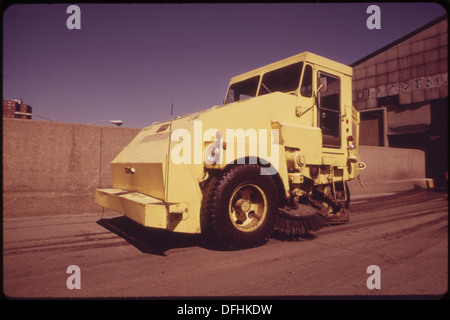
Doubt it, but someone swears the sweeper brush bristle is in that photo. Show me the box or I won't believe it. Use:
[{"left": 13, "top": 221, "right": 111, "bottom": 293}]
[{"left": 274, "top": 204, "right": 324, "bottom": 237}]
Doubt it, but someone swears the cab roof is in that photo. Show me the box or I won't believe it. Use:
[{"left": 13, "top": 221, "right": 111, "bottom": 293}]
[{"left": 229, "top": 52, "right": 353, "bottom": 84}]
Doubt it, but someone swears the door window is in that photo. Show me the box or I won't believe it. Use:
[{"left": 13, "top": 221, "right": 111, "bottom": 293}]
[{"left": 317, "top": 72, "right": 341, "bottom": 147}]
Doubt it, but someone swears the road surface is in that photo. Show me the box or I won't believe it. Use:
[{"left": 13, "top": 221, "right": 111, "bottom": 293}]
[{"left": 3, "top": 189, "right": 448, "bottom": 299}]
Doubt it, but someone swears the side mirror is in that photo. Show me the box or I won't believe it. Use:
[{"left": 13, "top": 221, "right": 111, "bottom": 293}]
[
  {"left": 318, "top": 77, "right": 328, "bottom": 92},
  {"left": 314, "top": 77, "right": 327, "bottom": 100}
]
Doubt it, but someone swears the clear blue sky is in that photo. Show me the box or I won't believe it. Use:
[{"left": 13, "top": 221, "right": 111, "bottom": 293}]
[{"left": 3, "top": 3, "right": 446, "bottom": 128}]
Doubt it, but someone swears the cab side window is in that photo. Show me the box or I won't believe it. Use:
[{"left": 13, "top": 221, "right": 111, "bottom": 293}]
[{"left": 317, "top": 72, "right": 341, "bottom": 148}]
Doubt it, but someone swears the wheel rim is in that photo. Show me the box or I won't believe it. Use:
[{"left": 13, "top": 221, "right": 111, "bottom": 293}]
[{"left": 228, "top": 183, "right": 268, "bottom": 232}]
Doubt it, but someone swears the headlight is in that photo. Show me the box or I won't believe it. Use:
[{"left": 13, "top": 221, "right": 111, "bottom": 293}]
[{"left": 204, "top": 142, "right": 220, "bottom": 165}]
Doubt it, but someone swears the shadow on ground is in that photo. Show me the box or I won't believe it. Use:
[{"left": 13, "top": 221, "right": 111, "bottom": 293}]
[
  {"left": 97, "top": 216, "right": 222, "bottom": 256},
  {"left": 97, "top": 216, "right": 317, "bottom": 256}
]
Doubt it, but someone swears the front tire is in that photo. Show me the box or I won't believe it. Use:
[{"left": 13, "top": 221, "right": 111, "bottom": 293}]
[{"left": 201, "top": 165, "right": 279, "bottom": 250}]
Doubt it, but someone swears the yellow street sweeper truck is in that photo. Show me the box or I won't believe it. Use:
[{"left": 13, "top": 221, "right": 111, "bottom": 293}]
[{"left": 95, "top": 52, "right": 366, "bottom": 249}]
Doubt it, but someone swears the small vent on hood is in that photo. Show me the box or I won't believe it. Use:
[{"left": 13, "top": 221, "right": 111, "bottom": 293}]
[{"left": 156, "top": 124, "right": 170, "bottom": 133}]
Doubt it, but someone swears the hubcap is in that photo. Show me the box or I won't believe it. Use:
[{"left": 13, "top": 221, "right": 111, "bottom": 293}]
[{"left": 229, "top": 183, "right": 267, "bottom": 232}]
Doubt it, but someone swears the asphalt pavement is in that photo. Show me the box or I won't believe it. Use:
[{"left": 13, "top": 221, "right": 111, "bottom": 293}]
[{"left": 3, "top": 189, "right": 448, "bottom": 300}]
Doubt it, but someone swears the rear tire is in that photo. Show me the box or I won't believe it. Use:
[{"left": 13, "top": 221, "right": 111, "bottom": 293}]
[{"left": 201, "top": 165, "right": 279, "bottom": 250}]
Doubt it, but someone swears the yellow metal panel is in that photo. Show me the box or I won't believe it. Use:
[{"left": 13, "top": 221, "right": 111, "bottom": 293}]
[
  {"left": 165, "top": 161, "right": 203, "bottom": 233},
  {"left": 111, "top": 162, "right": 165, "bottom": 200},
  {"left": 95, "top": 189, "right": 167, "bottom": 228},
  {"left": 95, "top": 188, "right": 126, "bottom": 213},
  {"left": 278, "top": 123, "right": 323, "bottom": 164}
]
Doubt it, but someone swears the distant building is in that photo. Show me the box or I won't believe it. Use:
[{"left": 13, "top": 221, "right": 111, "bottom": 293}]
[
  {"left": 3, "top": 99, "right": 32, "bottom": 119},
  {"left": 351, "top": 14, "right": 447, "bottom": 188}
]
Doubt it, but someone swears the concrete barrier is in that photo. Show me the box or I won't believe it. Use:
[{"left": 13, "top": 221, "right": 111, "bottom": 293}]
[
  {"left": 2, "top": 119, "right": 432, "bottom": 217},
  {"left": 2, "top": 119, "right": 140, "bottom": 217},
  {"left": 348, "top": 145, "right": 433, "bottom": 196}
]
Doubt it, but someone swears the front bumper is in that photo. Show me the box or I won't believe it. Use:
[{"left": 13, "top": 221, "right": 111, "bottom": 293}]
[{"left": 95, "top": 188, "right": 187, "bottom": 230}]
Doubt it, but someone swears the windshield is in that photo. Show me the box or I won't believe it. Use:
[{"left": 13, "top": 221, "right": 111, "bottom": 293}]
[
  {"left": 225, "top": 62, "right": 304, "bottom": 104},
  {"left": 225, "top": 76, "right": 260, "bottom": 104},
  {"left": 258, "top": 62, "right": 303, "bottom": 96}
]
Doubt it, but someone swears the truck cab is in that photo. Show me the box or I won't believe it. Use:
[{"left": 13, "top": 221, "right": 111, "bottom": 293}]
[{"left": 222, "top": 52, "right": 363, "bottom": 195}]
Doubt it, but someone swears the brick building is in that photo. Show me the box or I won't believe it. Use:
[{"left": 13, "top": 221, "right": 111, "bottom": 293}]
[
  {"left": 351, "top": 14, "right": 448, "bottom": 188},
  {"left": 3, "top": 99, "right": 32, "bottom": 119}
]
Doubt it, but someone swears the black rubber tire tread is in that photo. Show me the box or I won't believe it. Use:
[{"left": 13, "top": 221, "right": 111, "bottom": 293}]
[
  {"left": 200, "top": 174, "right": 220, "bottom": 241},
  {"left": 201, "top": 165, "right": 279, "bottom": 250}
]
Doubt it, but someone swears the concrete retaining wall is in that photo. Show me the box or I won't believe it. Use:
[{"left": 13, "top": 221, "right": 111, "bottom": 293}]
[
  {"left": 2, "top": 119, "right": 140, "bottom": 217},
  {"left": 2, "top": 119, "right": 431, "bottom": 217},
  {"left": 349, "top": 145, "right": 432, "bottom": 195}
]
